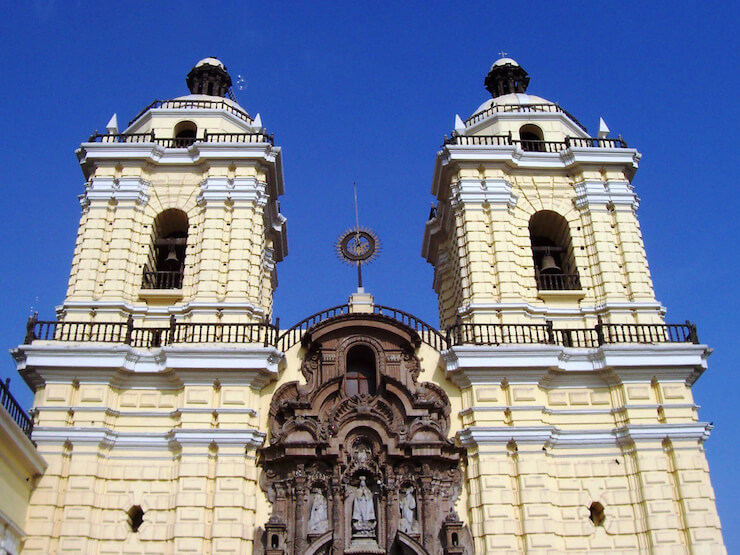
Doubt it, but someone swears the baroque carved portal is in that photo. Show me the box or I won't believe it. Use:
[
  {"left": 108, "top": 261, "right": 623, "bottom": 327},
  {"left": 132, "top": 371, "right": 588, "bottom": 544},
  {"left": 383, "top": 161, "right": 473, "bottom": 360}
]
[{"left": 258, "top": 314, "right": 472, "bottom": 554}]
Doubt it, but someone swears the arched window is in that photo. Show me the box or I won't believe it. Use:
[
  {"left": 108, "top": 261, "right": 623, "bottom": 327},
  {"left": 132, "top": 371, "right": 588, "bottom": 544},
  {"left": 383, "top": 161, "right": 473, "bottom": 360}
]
[
  {"left": 142, "top": 209, "right": 188, "bottom": 290},
  {"left": 519, "top": 124, "right": 545, "bottom": 152},
  {"left": 529, "top": 211, "right": 581, "bottom": 290},
  {"left": 174, "top": 121, "right": 197, "bottom": 147},
  {"left": 345, "top": 345, "right": 377, "bottom": 396}
]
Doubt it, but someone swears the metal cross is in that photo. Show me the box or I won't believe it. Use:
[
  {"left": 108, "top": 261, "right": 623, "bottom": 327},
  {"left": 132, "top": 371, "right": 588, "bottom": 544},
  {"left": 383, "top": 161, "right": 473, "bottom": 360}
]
[{"left": 498, "top": 51, "right": 508, "bottom": 57}]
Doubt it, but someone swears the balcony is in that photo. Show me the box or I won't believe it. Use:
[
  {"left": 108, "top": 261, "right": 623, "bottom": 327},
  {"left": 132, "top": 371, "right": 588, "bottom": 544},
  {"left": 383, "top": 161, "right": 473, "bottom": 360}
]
[
  {"left": 443, "top": 133, "right": 627, "bottom": 150},
  {"left": 142, "top": 269, "right": 184, "bottom": 290},
  {"left": 0, "top": 378, "right": 32, "bottom": 437},
  {"left": 128, "top": 98, "right": 254, "bottom": 127},
  {"left": 446, "top": 321, "right": 699, "bottom": 348},
  {"left": 88, "top": 130, "right": 275, "bottom": 147},
  {"left": 536, "top": 273, "right": 581, "bottom": 291}
]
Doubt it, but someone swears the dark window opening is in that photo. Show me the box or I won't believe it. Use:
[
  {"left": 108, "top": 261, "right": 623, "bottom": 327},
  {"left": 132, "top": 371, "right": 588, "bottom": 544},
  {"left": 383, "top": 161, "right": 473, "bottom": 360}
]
[
  {"left": 174, "top": 121, "right": 197, "bottom": 147},
  {"left": 529, "top": 211, "right": 581, "bottom": 291},
  {"left": 519, "top": 124, "right": 545, "bottom": 152},
  {"left": 128, "top": 505, "right": 144, "bottom": 532},
  {"left": 142, "top": 209, "right": 188, "bottom": 290},
  {"left": 589, "top": 502, "right": 605, "bottom": 526},
  {"left": 345, "top": 345, "right": 377, "bottom": 396},
  {"left": 271, "top": 534, "right": 279, "bottom": 548}
]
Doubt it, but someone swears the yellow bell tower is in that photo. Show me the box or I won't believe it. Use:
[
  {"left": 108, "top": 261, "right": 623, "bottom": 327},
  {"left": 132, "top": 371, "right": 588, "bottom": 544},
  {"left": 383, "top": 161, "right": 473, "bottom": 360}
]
[
  {"left": 65, "top": 56, "right": 286, "bottom": 326},
  {"left": 422, "top": 58, "right": 725, "bottom": 553},
  {"left": 423, "top": 57, "right": 659, "bottom": 330}
]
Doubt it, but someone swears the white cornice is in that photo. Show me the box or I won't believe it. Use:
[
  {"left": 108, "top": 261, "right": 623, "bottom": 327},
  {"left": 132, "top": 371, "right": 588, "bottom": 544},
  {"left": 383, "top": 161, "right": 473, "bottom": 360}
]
[
  {"left": 31, "top": 426, "right": 266, "bottom": 450},
  {"left": 451, "top": 177, "right": 519, "bottom": 207},
  {"left": 443, "top": 343, "right": 710, "bottom": 388},
  {"left": 13, "top": 343, "right": 284, "bottom": 391},
  {"left": 80, "top": 176, "right": 150, "bottom": 208},
  {"left": 58, "top": 300, "right": 268, "bottom": 320},
  {"left": 458, "top": 422, "right": 712, "bottom": 449},
  {"left": 574, "top": 179, "right": 640, "bottom": 211},
  {"left": 198, "top": 176, "right": 266, "bottom": 204}
]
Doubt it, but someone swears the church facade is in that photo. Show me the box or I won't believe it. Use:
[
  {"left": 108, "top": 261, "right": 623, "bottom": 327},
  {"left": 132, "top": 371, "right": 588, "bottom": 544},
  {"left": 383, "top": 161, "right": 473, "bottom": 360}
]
[{"left": 9, "top": 57, "right": 725, "bottom": 553}]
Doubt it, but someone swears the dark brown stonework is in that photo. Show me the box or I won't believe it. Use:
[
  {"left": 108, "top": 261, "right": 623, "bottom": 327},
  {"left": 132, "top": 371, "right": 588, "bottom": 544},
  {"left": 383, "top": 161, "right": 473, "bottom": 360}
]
[{"left": 258, "top": 314, "right": 472, "bottom": 554}]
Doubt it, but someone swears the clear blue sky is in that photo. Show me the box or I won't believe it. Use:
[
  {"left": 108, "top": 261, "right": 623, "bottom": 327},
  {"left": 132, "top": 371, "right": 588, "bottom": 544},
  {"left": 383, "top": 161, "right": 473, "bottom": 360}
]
[{"left": 1, "top": 1, "right": 737, "bottom": 547}]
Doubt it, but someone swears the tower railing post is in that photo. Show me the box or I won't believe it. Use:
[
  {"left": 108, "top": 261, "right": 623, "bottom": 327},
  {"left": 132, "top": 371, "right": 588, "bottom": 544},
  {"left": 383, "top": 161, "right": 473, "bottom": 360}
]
[
  {"left": 25, "top": 312, "right": 38, "bottom": 344},
  {"left": 125, "top": 315, "right": 134, "bottom": 345}
]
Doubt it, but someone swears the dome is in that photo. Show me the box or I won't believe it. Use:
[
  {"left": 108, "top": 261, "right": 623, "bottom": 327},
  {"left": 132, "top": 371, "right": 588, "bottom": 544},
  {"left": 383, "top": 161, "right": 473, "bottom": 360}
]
[
  {"left": 491, "top": 57, "right": 519, "bottom": 69},
  {"left": 195, "top": 57, "right": 225, "bottom": 70}
]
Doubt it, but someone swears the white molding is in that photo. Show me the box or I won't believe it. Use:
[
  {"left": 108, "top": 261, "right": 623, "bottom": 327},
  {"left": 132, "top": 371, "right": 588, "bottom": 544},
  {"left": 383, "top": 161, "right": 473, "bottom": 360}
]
[
  {"left": 80, "top": 176, "right": 150, "bottom": 207},
  {"left": 58, "top": 300, "right": 269, "bottom": 321},
  {"left": 443, "top": 343, "right": 710, "bottom": 388},
  {"left": 451, "top": 178, "right": 518, "bottom": 207},
  {"left": 198, "top": 176, "right": 266, "bottom": 204},
  {"left": 31, "top": 426, "right": 266, "bottom": 450},
  {"left": 574, "top": 179, "right": 640, "bottom": 211},
  {"left": 14, "top": 343, "right": 284, "bottom": 391},
  {"left": 458, "top": 422, "right": 712, "bottom": 449}
]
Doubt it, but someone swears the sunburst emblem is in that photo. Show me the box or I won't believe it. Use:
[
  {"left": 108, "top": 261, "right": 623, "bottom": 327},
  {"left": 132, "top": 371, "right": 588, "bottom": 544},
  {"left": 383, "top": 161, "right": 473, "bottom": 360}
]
[{"left": 335, "top": 227, "right": 381, "bottom": 265}]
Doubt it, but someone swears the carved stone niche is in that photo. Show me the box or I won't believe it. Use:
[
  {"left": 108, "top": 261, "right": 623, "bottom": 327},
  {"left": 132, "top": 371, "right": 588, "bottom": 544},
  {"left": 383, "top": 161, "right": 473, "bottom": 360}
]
[{"left": 257, "top": 314, "right": 473, "bottom": 554}]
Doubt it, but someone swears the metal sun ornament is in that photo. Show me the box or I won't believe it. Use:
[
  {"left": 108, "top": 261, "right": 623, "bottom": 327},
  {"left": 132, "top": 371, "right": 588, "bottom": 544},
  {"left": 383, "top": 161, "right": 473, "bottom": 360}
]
[{"left": 335, "top": 183, "right": 380, "bottom": 289}]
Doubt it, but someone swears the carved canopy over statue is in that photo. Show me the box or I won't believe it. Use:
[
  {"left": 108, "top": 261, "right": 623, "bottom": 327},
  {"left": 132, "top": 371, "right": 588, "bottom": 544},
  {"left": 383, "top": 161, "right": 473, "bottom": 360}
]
[{"left": 257, "top": 314, "right": 472, "bottom": 554}]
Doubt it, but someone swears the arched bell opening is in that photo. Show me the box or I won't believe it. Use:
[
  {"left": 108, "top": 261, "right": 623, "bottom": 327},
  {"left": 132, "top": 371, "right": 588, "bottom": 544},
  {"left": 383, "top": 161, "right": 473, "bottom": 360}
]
[
  {"left": 142, "top": 209, "right": 188, "bottom": 290},
  {"left": 529, "top": 210, "right": 581, "bottom": 291},
  {"left": 519, "top": 123, "right": 545, "bottom": 152},
  {"left": 173, "top": 120, "right": 197, "bottom": 147}
]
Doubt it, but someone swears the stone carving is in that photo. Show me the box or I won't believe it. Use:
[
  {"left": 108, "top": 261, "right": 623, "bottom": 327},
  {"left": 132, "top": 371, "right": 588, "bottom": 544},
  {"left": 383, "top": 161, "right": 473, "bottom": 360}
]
[
  {"left": 350, "top": 476, "right": 377, "bottom": 538},
  {"left": 399, "top": 486, "right": 419, "bottom": 534},
  {"left": 307, "top": 489, "right": 328, "bottom": 534},
  {"left": 258, "top": 314, "right": 472, "bottom": 554}
]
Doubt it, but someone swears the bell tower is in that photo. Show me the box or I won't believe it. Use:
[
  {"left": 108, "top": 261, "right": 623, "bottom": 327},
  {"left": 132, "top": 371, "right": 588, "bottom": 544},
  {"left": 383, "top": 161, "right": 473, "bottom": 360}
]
[
  {"left": 423, "top": 57, "right": 659, "bottom": 329},
  {"left": 66, "top": 57, "right": 286, "bottom": 326}
]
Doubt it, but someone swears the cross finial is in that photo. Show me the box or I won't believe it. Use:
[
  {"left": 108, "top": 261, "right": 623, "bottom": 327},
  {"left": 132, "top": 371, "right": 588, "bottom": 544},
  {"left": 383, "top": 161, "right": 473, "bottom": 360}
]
[{"left": 498, "top": 50, "right": 508, "bottom": 58}]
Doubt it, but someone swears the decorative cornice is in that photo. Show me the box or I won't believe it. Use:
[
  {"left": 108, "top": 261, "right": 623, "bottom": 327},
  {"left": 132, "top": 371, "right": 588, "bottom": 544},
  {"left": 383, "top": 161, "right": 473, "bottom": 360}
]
[
  {"left": 443, "top": 343, "right": 710, "bottom": 388},
  {"left": 197, "top": 176, "right": 266, "bottom": 204},
  {"left": 80, "top": 176, "right": 150, "bottom": 208},
  {"left": 451, "top": 177, "right": 518, "bottom": 207},
  {"left": 458, "top": 422, "right": 712, "bottom": 449},
  {"left": 31, "top": 426, "right": 266, "bottom": 451},
  {"left": 457, "top": 300, "right": 667, "bottom": 319},
  {"left": 14, "top": 343, "right": 284, "bottom": 391},
  {"left": 574, "top": 179, "right": 640, "bottom": 211}
]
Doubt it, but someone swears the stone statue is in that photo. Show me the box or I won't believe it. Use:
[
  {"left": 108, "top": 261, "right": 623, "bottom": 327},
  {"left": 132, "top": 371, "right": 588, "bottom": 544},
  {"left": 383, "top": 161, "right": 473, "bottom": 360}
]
[
  {"left": 351, "top": 476, "right": 376, "bottom": 537},
  {"left": 308, "top": 488, "right": 328, "bottom": 534},
  {"left": 399, "top": 486, "right": 419, "bottom": 534}
]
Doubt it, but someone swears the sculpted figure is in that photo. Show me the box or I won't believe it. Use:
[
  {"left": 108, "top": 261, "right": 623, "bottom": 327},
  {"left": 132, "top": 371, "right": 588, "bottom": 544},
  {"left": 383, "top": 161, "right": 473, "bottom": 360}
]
[
  {"left": 399, "top": 486, "right": 418, "bottom": 534},
  {"left": 308, "top": 488, "right": 329, "bottom": 534},
  {"left": 351, "top": 476, "right": 376, "bottom": 537}
]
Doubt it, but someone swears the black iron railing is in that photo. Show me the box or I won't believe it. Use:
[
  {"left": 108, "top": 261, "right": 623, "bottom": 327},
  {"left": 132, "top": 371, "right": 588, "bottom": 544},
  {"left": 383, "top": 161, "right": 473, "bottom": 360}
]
[
  {"left": 24, "top": 314, "right": 699, "bottom": 352},
  {"left": 128, "top": 98, "right": 254, "bottom": 126},
  {"left": 142, "top": 270, "right": 184, "bottom": 290},
  {"left": 374, "top": 305, "right": 447, "bottom": 351},
  {"left": 0, "top": 378, "right": 32, "bottom": 437},
  {"left": 536, "top": 273, "right": 582, "bottom": 291},
  {"left": 88, "top": 131, "right": 274, "bottom": 147},
  {"left": 444, "top": 133, "right": 627, "bottom": 151},
  {"left": 278, "top": 305, "right": 351, "bottom": 352},
  {"left": 25, "top": 315, "right": 278, "bottom": 349},
  {"left": 464, "top": 103, "right": 588, "bottom": 132},
  {"left": 446, "top": 321, "right": 699, "bottom": 348}
]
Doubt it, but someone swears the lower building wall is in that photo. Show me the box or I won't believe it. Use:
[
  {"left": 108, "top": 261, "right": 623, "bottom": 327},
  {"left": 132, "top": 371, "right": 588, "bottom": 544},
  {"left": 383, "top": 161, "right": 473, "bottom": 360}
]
[
  {"left": 23, "top": 444, "right": 261, "bottom": 555},
  {"left": 464, "top": 442, "right": 723, "bottom": 554}
]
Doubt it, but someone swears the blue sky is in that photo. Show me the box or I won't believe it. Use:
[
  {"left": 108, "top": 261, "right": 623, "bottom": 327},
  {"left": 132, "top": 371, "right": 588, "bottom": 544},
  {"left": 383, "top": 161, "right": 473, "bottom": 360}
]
[{"left": 1, "top": 1, "right": 737, "bottom": 547}]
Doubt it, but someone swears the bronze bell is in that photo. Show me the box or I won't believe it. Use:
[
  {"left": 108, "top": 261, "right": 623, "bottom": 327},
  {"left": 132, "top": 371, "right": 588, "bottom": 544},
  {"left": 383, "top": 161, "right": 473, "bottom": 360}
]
[{"left": 540, "top": 251, "right": 561, "bottom": 274}]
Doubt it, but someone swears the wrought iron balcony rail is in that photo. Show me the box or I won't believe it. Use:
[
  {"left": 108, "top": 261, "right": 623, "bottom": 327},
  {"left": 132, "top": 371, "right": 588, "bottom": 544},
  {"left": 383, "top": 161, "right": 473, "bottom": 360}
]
[
  {"left": 25, "top": 316, "right": 278, "bottom": 348},
  {"left": 0, "top": 378, "right": 32, "bottom": 437},
  {"left": 536, "top": 273, "right": 582, "bottom": 291},
  {"left": 446, "top": 321, "right": 699, "bottom": 348},
  {"left": 464, "top": 103, "right": 588, "bottom": 132},
  {"left": 142, "top": 270, "right": 184, "bottom": 290},
  {"left": 444, "top": 133, "right": 627, "bottom": 151},
  {"left": 24, "top": 315, "right": 699, "bottom": 352},
  {"left": 88, "top": 130, "right": 274, "bottom": 147},
  {"left": 128, "top": 98, "right": 253, "bottom": 126}
]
